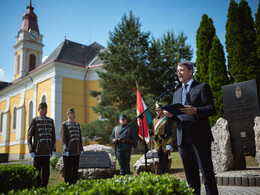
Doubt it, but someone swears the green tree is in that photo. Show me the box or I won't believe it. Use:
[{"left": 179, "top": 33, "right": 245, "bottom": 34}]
[
  {"left": 208, "top": 36, "right": 230, "bottom": 126},
  {"left": 195, "top": 14, "right": 216, "bottom": 83},
  {"left": 81, "top": 120, "right": 111, "bottom": 144},
  {"left": 225, "top": 0, "right": 244, "bottom": 83},
  {"left": 89, "top": 11, "right": 150, "bottom": 135},
  {"left": 256, "top": 0, "right": 260, "bottom": 59},
  {"left": 86, "top": 12, "right": 193, "bottom": 144},
  {"left": 255, "top": 0, "right": 260, "bottom": 80},
  {"left": 147, "top": 31, "right": 193, "bottom": 104},
  {"left": 238, "top": 0, "right": 258, "bottom": 81}
]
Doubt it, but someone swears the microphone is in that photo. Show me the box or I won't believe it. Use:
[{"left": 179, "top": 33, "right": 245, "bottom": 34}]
[{"left": 163, "top": 81, "right": 179, "bottom": 89}]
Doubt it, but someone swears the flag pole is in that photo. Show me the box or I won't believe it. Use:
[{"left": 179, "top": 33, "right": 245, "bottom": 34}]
[
  {"left": 150, "top": 136, "right": 157, "bottom": 175},
  {"left": 119, "top": 88, "right": 172, "bottom": 136},
  {"left": 139, "top": 114, "right": 148, "bottom": 172},
  {"left": 119, "top": 87, "right": 175, "bottom": 173}
]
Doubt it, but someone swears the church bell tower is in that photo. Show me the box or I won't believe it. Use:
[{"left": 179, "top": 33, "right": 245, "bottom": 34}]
[{"left": 13, "top": 0, "right": 44, "bottom": 81}]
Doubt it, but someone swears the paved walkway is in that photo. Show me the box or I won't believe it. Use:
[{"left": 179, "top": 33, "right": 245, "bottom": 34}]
[
  {"left": 201, "top": 185, "right": 260, "bottom": 195},
  {"left": 199, "top": 168, "right": 260, "bottom": 195}
]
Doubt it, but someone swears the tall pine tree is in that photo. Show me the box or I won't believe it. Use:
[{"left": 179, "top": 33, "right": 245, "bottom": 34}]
[
  {"left": 208, "top": 36, "right": 230, "bottom": 126},
  {"left": 93, "top": 11, "right": 150, "bottom": 124},
  {"left": 255, "top": 0, "right": 260, "bottom": 79},
  {"left": 225, "top": 0, "right": 244, "bottom": 83},
  {"left": 238, "top": 0, "right": 258, "bottom": 81},
  {"left": 147, "top": 31, "right": 193, "bottom": 104},
  {"left": 195, "top": 14, "right": 216, "bottom": 83}
]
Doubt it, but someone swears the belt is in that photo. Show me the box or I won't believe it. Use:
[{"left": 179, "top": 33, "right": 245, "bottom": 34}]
[{"left": 116, "top": 139, "right": 132, "bottom": 144}]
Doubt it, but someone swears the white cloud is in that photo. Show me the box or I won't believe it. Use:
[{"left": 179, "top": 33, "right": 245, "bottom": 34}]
[{"left": 0, "top": 69, "right": 11, "bottom": 82}]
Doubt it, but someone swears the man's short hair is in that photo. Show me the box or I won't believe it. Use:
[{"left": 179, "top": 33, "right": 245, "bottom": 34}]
[
  {"left": 38, "top": 102, "right": 47, "bottom": 110},
  {"left": 177, "top": 61, "right": 194, "bottom": 71}
]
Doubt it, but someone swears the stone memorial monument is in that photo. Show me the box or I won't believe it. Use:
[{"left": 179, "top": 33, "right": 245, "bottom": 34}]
[
  {"left": 56, "top": 144, "right": 116, "bottom": 179},
  {"left": 133, "top": 149, "right": 172, "bottom": 174},
  {"left": 221, "top": 79, "right": 260, "bottom": 169}
]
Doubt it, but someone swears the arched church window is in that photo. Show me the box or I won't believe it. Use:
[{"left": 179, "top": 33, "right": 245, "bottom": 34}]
[
  {"left": 29, "top": 101, "right": 33, "bottom": 123},
  {"left": 42, "top": 95, "right": 46, "bottom": 103},
  {"left": 13, "top": 107, "right": 17, "bottom": 129},
  {"left": 29, "top": 54, "right": 36, "bottom": 71},
  {"left": 17, "top": 54, "right": 20, "bottom": 74}
]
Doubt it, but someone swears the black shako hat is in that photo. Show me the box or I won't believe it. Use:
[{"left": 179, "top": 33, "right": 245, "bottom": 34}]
[
  {"left": 66, "top": 107, "right": 75, "bottom": 114},
  {"left": 38, "top": 102, "right": 47, "bottom": 110}
]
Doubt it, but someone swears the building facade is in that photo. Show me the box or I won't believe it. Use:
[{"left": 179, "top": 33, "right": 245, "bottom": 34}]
[{"left": 0, "top": 1, "right": 105, "bottom": 160}]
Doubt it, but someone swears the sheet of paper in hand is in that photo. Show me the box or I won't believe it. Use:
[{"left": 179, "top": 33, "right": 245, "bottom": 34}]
[{"left": 161, "top": 103, "right": 185, "bottom": 115}]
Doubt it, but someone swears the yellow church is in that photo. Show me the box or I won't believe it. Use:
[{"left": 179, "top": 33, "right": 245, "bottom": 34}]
[{"left": 0, "top": 1, "right": 105, "bottom": 160}]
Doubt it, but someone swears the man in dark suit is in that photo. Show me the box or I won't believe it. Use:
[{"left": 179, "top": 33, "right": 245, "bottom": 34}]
[{"left": 163, "top": 61, "right": 218, "bottom": 195}]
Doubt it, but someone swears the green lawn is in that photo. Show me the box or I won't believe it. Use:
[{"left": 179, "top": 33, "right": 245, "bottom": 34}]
[{"left": 48, "top": 152, "right": 185, "bottom": 188}]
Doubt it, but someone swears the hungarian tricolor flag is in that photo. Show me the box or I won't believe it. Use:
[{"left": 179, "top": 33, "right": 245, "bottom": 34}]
[{"left": 136, "top": 85, "right": 153, "bottom": 142}]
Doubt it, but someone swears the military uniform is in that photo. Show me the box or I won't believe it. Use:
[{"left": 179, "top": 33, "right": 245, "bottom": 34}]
[
  {"left": 60, "top": 108, "right": 83, "bottom": 185},
  {"left": 27, "top": 102, "right": 56, "bottom": 188},
  {"left": 152, "top": 103, "right": 172, "bottom": 174},
  {"left": 110, "top": 114, "right": 137, "bottom": 175}
]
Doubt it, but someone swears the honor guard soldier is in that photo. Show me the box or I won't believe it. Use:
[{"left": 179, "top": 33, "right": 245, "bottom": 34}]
[
  {"left": 27, "top": 102, "right": 56, "bottom": 189},
  {"left": 60, "top": 108, "right": 83, "bottom": 185}
]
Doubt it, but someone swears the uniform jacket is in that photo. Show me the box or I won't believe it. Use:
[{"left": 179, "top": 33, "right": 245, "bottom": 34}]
[
  {"left": 110, "top": 124, "right": 137, "bottom": 151},
  {"left": 173, "top": 81, "right": 216, "bottom": 146},
  {"left": 151, "top": 115, "right": 172, "bottom": 152},
  {"left": 27, "top": 116, "right": 56, "bottom": 156},
  {"left": 60, "top": 120, "right": 83, "bottom": 156}
]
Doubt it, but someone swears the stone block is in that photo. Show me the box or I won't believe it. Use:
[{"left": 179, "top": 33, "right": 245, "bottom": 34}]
[
  {"left": 216, "top": 177, "right": 223, "bottom": 185},
  {"left": 248, "top": 177, "right": 256, "bottom": 186},
  {"left": 235, "top": 177, "right": 242, "bottom": 186},
  {"left": 241, "top": 177, "right": 249, "bottom": 186},
  {"left": 228, "top": 177, "right": 235, "bottom": 186},
  {"left": 223, "top": 177, "right": 229, "bottom": 185},
  {"left": 211, "top": 118, "right": 235, "bottom": 173},
  {"left": 255, "top": 176, "right": 260, "bottom": 186}
]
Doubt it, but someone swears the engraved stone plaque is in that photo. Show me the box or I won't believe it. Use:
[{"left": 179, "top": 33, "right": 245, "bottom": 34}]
[
  {"left": 79, "top": 151, "right": 110, "bottom": 168},
  {"left": 222, "top": 79, "right": 259, "bottom": 154}
]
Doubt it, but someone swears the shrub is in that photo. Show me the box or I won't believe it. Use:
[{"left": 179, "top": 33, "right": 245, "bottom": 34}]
[
  {"left": 50, "top": 156, "right": 59, "bottom": 170},
  {"left": 0, "top": 164, "right": 38, "bottom": 194},
  {"left": 9, "top": 172, "right": 193, "bottom": 194}
]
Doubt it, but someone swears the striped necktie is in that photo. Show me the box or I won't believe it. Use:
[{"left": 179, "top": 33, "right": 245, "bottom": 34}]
[{"left": 182, "top": 84, "right": 188, "bottom": 104}]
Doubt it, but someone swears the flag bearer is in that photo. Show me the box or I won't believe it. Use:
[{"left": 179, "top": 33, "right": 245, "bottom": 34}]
[{"left": 152, "top": 102, "right": 173, "bottom": 174}]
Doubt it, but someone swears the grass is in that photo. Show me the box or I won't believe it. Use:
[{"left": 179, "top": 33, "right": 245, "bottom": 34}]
[
  {"left": 47, "top": 152, "right": 183, "bottom": 188},
  {"left": 245, "top": 155, "right": 259, "bottom": 167},
  {"left": 47, "top": 152, "right": 258, "bottom": 189}
]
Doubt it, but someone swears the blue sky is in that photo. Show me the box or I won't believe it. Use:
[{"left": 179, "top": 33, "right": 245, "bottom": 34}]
[{"left": 0, "top": 0, "right": 258, "bottom": 82}]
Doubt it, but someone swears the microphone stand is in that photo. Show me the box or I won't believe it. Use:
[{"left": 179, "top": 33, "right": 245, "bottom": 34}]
[{"left": 119, "top": 86, "right": 175, "bottom": 172}]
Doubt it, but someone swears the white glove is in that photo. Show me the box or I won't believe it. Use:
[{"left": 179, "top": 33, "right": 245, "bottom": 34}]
[
  {"left": 65, "top": 151, "right": 69, "bottom": 157},
  {"left": 80, "top": 150, "right": 84, "bottom": 155},
  {"left": 51, "top": 151, "right": 55, "bottom": 157},
  {"left": 30, "top": 152, "right": 35, "bottom": 158},
  {"left": 166, "top": 145, "right": 172, "bottom": 151}
]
